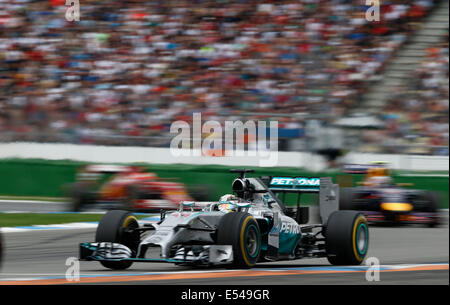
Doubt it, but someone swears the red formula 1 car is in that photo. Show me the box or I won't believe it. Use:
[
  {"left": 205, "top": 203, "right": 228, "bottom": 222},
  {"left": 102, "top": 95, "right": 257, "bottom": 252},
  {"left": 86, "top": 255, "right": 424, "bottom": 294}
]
[{"left": 67, "top": 165, "right": 209, "bottom": 212}]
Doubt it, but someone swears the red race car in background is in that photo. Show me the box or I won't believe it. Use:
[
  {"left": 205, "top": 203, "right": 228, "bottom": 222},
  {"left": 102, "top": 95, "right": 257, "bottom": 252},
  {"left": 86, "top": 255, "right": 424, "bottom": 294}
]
[{"left": 67, "top": 164, "right": 210, "bottom": 212}]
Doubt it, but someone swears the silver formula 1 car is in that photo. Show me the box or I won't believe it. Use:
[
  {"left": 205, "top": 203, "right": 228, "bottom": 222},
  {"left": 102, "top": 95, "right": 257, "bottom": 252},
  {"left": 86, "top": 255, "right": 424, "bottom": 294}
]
[{"left": 79, "top": 169, "right": 369, "bottom": 269}]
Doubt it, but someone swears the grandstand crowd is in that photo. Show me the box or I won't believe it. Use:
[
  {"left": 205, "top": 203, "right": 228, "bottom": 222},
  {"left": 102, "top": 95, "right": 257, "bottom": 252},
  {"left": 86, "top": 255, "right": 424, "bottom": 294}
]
[
  {"left": 0, "top": 0, "right": 447, "bottom": 155},
  {"left": 363, "top": 29, "right": 448, "bottom": 155}
]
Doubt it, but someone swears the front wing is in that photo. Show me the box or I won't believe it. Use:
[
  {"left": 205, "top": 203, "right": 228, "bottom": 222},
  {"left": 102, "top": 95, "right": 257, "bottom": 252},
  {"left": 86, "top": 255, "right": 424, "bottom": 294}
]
[
  {"left": 362, "top": 211, "right": 439, "bottom": 225},
  {"left": 79, "top": 242, "right": 233, "bottom": 265}
]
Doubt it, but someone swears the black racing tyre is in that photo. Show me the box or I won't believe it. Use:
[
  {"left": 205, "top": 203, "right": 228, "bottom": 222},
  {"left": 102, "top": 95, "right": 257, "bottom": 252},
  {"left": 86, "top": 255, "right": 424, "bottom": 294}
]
[
  {"left": 423, "top": 191, "right": 440, "bottom": 227},
  {"left": 0, "top": 232, "right": 3, "bottom": 269},
  {"left": 189, "top": 184, "right": 213, "bottom": 201},
  {"left": 216, "top": 212, "right": 261, "bottom": 269},
  {"left": 325, "top": 210, "right": 369, "bottom": 265},
  {"left": 121, "top": 185, "right": 143, "bottom": 211},
  {"left": 339, "top": 188, "right": 355, "bottom": 210},
  {"left": 95, "top": 210, "right": 140, "bottom": 270},
  {"left": 68, "top": 183, "right": 91, "bottom": 212},
  {"left": 423, "top": 191, "right": 439, "bottom": 212}
]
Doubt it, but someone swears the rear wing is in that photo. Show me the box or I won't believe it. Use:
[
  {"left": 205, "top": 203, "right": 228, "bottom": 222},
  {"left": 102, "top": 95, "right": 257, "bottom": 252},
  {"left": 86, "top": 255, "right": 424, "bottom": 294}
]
[
  {"left": 83, "top": 164, "right": 137, "bottom": 173},
  {"left": 269, "top": 177, "right": 320, "bottom": 193},
  {"left": 267, "top": 176, "right": 339, "bottom": 224},
  {"left": 342, "top": 163, "right": 389, "bottom": 174}
]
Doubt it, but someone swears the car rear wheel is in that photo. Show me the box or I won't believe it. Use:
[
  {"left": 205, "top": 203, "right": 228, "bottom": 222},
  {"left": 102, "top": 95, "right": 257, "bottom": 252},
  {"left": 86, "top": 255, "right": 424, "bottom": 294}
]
[
  {"left": 339, "top": 188, "right": 356, "bottom": 210},
  {"left": 188, "top": 184, "right": 214, "bottom": 201},
  {"left": 423, "top": 191, "right": 440, "bottom": 227},
  {"left": 68, "top": 183, "right": 91, "bottom": 212},
  {"left": 121, "top": 185, "right": 144, "bottom": 211},
  {"left": 0, "top": 232, "right": 3, "bottom": 269},
  {"left": 95, "top": 210, "right": 140, "bottom": 270},
  {"left": 216, "top": 212, "right": 261, "bottom": 269},
  {"left": 326, "top": 210, "right": 369, "bottom": 265}
]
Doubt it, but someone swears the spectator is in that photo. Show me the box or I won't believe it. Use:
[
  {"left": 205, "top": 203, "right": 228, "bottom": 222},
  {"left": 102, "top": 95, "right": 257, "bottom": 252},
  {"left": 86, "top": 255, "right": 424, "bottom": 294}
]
[{"left": 0, "top": 0, "right": 444, "bottom": 155}]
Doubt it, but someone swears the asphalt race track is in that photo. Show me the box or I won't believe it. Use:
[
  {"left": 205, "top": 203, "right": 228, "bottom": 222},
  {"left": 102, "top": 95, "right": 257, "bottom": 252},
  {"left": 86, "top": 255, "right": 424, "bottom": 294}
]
[
  {"left": 0, "top": 200, "right": 101, "bottom": 213},
  {"left": 0, "top": 212, "right": 448, "bottom": 285},
  {"left": 0, "top": 200, "right": 69, "bottom": 213}
]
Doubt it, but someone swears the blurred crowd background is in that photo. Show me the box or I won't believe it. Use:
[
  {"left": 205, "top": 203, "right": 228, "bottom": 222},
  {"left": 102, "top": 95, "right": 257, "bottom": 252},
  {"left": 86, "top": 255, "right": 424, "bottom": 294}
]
[
  {"left": 376, "top": 30, "right": 448, "bottom": 155},
  {"left": 0, "top": 0, "right": 448, "bottom": 155}
]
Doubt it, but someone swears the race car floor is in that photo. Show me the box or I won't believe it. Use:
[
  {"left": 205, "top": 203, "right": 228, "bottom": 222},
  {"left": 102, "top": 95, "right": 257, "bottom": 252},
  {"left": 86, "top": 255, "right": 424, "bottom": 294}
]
[{"left": 0, "top": 215, "right": 448, "bottom": 285}]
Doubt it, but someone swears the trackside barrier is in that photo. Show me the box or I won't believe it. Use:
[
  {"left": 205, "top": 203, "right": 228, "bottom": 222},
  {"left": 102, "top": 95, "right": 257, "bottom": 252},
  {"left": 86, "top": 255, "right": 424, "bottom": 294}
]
[{"left": 0, "top": 158, "right": 448, "bottom": 208}]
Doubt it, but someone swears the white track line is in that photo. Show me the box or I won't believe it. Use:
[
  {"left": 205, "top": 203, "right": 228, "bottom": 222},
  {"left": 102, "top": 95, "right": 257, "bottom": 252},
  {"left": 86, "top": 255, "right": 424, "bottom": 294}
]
[
  {"left": 0, "top": 217, "right": 160, "bottom": 233},
  {"left": 0, "top": 263, "right": 447, "bottom": 282},
  {"left": 0, "top": 200, "right": 65, "bottom": 204},
  {"left": 398, "top": 174, "right": 449, "bottom": 177}
]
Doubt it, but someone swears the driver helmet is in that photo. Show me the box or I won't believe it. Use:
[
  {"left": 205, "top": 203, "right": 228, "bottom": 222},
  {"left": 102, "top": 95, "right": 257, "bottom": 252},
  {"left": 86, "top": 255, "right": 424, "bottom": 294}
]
[
  {"left": 218, "top": 194, "right": 239, "bottom": 213},
  {"left": 366, "top": 176, "right": 392, "bottom": 187},
  {"left": 368, "top": 161, "right": 391, "bottom": 177}
]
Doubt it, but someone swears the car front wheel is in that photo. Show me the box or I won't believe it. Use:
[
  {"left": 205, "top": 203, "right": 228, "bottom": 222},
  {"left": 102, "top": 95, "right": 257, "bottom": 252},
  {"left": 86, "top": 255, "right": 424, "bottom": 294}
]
[{"left": 216, "top": 212, "right": 261, "bottom": 269}]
